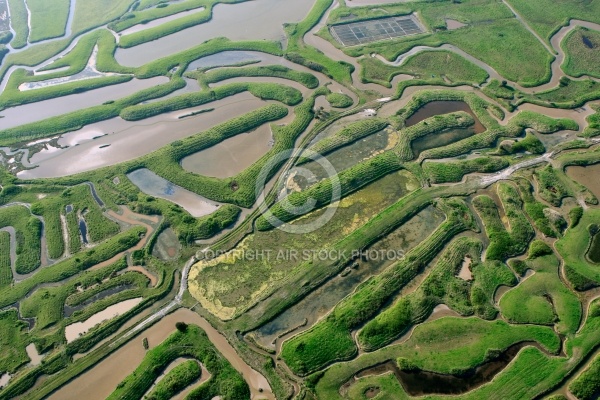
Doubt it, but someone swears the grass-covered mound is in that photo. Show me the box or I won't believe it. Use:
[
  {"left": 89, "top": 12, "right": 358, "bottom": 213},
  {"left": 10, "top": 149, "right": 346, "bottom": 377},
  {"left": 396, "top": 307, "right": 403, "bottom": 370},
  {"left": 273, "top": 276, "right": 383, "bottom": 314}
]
[
  {"left": 107, "top": 324, "right": 248, "bottom": 400},
  {"left": 562, "top": 27, "right": 600, "bottom": 79}
]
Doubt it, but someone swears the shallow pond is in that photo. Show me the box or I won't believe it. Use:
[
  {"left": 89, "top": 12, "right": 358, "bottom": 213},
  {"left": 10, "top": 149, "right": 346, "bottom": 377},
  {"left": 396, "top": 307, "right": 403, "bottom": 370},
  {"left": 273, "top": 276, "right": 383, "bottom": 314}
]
[
  {"left": 78, "top": 217, "right": 88, "bottom": 244},
  {"left": 566, "top": 163, "right": 600, "bottom": 199},
  {"left": 64, "top": 298, "right": 143, "bottom": 343},
  {"left": 64, "top": 285, "right": 135, "bottom": 318},
  {"left": 18, "top": 92, "right": 268, "bottom": 178},
  {"left": 0, "top": 77, "right": 168, "bottom": 130},
  {"left": 180, "top": 121, "right": 274, "bottom": 179},
  {"left": 26, "top": 343, "right": 44, "bottom": 366},
  {"left": 186, "top": 51, "right": 261, "bottom": 72},
  {"left": 119, "top": 7, "right": 206, "bottom": 36},
  {"left": 115, "top": 0, "right": 315, "bottom": 67},
  {"left": 127, "top": 168, "right": 219, "bottom": 218},
  {"left": 405, "top": 101, "right": 485, "bottom": 134},
  {"left": 50, "top": 308, "right": 272, "bottom": 400},
  {"left": 0, "top": 373, "right": 10, "bottom": 389}
]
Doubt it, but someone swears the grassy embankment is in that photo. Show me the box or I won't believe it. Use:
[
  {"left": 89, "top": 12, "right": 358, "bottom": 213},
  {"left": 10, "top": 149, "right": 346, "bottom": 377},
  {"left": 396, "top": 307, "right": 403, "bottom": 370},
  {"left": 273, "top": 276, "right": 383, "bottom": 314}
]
[
  {"left": 359, "top": 50, "right": 489, "bottom": 92},
  {"left": 285, "top": 0, "right": 353, "bottom": 84},
  {"left": 357, "top": 236, "right": 509, "bottom": 351},
  {"left": 313, "top": 315, "right": 561, "bottom": 399},
  {"left": 423, "top": 157, "right": 509, "bottom": 184},
  {"left": 473, "top": 182, "right": 534, "bottom": 261},
  {"left": 569, "top": 352, "right": 600, "bottom": 400},
  {"left": 145, "top": 360, "right": 201, "bottom": 400},
  {"left": 280, "top": 199, "right": 477, "bottom": 375},
  {"left": 0, "top": 231, "right": 11, "bottom": 287},
  {"left": 116, "top": 0, "right": 247, "bottom": 48},
  {"left": 107, "top": 325, "right": 248, "bottom": 400},
  {"left": 0, "top": 205, "right": 41, "bottom": 274},
  {"left": 557, "top": 208, "right": 600, "bottom": 288}
]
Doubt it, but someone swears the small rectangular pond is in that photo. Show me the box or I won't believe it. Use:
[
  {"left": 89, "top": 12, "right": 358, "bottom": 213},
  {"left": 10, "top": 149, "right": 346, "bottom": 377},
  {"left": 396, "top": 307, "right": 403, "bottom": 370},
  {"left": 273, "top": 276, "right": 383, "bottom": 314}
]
[
  {"left": 180, "top": 123, "right": 273, "bottom": 179},
  {"left": 65, "top": 298, "right": 143, "bottom": 343},
  {"left": 127, "top": 168, "right": 220, "bottom": 218},
  {"left": 405, "top": 101, "right": 485, "bottom": 134}
]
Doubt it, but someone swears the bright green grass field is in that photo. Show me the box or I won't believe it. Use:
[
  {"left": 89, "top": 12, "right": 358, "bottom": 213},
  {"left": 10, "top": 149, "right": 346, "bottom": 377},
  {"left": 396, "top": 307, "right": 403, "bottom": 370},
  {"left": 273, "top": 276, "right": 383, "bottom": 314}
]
[
  {"left": 0, "top": 231, "right": 12, "bottom": 288},
  {"left": 27, "top": 0, "right": 70, "bottom": 42},
  {"left": 0, "top": 309, "right": 30, "bottom": 374},
  {"left": 499, "top": 254, "right": 581, "bottom": 334},
  {"left": 314, "top": 316, "right": 560, "bottom": 399},
  {"left": 70, "top": 0, "right": 134, "bottom": 36},
  {"left": 562, "top": 27, "right": 600, "bottom": 79},
  {"left": 556, "top": 208, "right": 600, "bottom": 285},
  {"left": 359, "top": 50, "right": 488, "bottom": 88},
  {"left": 505, "top": 0, "right": 600, "bottom": 42}
]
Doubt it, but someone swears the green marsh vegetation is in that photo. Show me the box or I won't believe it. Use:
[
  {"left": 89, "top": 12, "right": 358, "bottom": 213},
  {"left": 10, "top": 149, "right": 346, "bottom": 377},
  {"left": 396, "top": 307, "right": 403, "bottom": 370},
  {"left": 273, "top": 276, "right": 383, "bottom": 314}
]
[
  {"left": 0, "top": 205, "right": 42, "bottom": 275},
  {"left": 500, "top": 252, "right": 581, "bottom": 335},
  {"left": 357, "top": 237, "right": 487, "bottom": 351},
  {"left": 359, "top": 50, "right": 489, "bottom": 89},
  {"left": 27, "top": 0, "right": 70, "bottom": 42},
  {"left": 562, "top": 27, "right": 600, "bottom": 79},
  {"left": 473, "top": 183, "right": 534, "bottom": 261},
  {"left": 314, "top": 316, "right": 561, "bottom": 399},
  {"left": 0, "top": 310, "right": 31, "bottom": 374},
  {"left": 108, "top": 324, "right": 248, "bottom": 400},
  {"left": 281, "top": 199, "right": 477, "bottom": 375},
  {"left": 423, "top": 157, "right": 509, "bottom": 184},
  {"left": 0, "top": 226, "right": 144, "bottom": 309},
  {"left": 0, "top": 231, "right": 12, "bottom": 288},
  {"left": 569, "top": 353, "right": 600, "bottom": 400},
  {"left": 503, "top": 0, "right": 600, "bottom": 42},
  {"left": 145, "top": 359, "right": 201, "bottom": 400}
]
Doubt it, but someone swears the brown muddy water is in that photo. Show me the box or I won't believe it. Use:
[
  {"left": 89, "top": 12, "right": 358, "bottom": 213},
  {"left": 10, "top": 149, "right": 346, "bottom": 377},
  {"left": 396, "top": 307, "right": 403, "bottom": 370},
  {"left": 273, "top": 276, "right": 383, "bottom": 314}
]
[
  {"left": 115, "top": 0, "right": 315, "bottom": 67},
  {"left": 446, "top": 19, "right": 467, "bottom": 30},
  {"left": 26, "top": 343, "right": 44, "bottom": 366},
  {"left": 0, "top": 77, "right": 168, "bottom": 130},
  {"left": 180, "top": 120, "right": 274, "bottom": 179},
  {"left": 65, "top": 297, "right": 143, "bottom": 343},
  {"left": 404, "top": 101, "right": 485, "bottom": 134},
  {"left": 49, "top": 308, "right": 273, "bottom": 400},
  {"left": 253, "top": 205, "right": 445, "bottom": 349},
  {"left": 354, "top": 342, "right": 541, "bottom": 396},
  {"left": 127, "top": 168, "right": 220, "bottom": 218},
  {"left": 18, "top": 92, "right": 269, "bottom": 179},
  {"left": 566, "top": 163, "right": 600, "bottom": 199}
]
